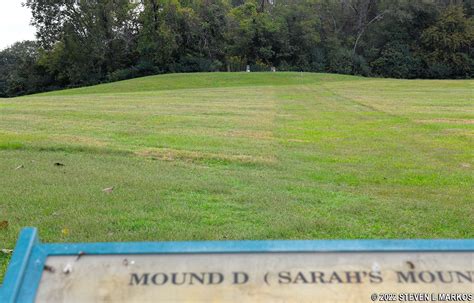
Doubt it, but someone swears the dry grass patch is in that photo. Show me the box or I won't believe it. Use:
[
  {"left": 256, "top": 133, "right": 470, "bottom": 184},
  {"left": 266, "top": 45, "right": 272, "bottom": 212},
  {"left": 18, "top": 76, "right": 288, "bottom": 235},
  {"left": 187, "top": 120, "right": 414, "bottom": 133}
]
[
  {"left": 135, "top": 148, "right": 277, "bottom": 165},
  {"left": 50, "top": 135, "right": 110, "bottom": 147},
  {"left": 416, "top": 118, "right": 474, "bottom": 125},
  {"left": 225, "top": 130, "right": 275, "bottom": 140}
]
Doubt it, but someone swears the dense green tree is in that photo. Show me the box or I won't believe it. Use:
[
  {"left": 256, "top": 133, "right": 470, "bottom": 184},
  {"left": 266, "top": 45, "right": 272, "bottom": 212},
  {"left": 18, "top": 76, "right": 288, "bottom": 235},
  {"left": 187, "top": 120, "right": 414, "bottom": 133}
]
[
  {"left": 421, "top": 5, "right": 473, "bottom": 77},
  {"left": 226, "top": 1, "right": 285, "bottom": 66},
  {"left": 138, "top": 0, "right": 181, "bottom": 70},
  {"left": 0, "top": 41, "right": 48, "bottom": 96},
  {"left": 25, "top": 0, "right": 140, "bottom": 85},
  {"left": 274, "top": 0, "right": 320, "bottom": 70}
]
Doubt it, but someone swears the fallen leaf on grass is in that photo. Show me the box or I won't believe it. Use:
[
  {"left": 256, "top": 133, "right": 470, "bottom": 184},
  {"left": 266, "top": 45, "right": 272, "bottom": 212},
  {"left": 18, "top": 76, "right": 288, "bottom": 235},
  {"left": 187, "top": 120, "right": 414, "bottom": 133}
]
[
  {"left": 102, "top": 186, "right": 114, "bottom": 193},
  {"left": 15, "top": 165, "right": 24, "bottom": 170},
  {"left": 0, "top": 221, "right": 8, "bottom": 230},
  {"left": 61, "top": 228, "right": 70, "bottom": 236}
]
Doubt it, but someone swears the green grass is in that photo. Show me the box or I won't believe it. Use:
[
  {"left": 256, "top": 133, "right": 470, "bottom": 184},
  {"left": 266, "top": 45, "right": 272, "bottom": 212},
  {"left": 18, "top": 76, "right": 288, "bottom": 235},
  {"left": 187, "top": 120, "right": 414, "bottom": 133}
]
[{"left": 0, "top": 72, "right": 473, "bottom": 281}]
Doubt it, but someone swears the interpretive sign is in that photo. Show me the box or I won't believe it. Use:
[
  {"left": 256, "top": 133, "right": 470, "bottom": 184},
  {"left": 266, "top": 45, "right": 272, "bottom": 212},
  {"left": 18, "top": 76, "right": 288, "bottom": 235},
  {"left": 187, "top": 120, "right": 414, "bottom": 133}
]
[{"left": 0, "top": 228, "right": 473, "bottom": 303}]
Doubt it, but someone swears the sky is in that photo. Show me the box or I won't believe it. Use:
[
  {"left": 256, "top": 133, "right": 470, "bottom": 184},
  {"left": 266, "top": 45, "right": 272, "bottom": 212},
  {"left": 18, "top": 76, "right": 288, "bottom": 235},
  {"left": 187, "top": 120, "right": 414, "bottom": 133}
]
[{"left": 0, "top": 0, "right": 36, "bottom": 50}]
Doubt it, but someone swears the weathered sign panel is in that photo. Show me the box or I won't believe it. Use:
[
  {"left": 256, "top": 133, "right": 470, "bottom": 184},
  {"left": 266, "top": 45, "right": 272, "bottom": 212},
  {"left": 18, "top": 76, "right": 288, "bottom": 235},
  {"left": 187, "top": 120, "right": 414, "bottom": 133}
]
[
  {"left": 0, "top": 228, "right": 473, "bottom": 303},
  {"left": 36, "top": 252, "right": 473, "bottom": 302}
]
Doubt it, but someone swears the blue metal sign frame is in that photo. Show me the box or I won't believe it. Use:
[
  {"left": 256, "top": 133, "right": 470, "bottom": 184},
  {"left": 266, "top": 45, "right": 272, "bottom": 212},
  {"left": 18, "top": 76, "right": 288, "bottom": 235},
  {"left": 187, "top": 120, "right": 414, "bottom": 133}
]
[{"left": 1, "top": 227, "right": 473, "bottom": 303}]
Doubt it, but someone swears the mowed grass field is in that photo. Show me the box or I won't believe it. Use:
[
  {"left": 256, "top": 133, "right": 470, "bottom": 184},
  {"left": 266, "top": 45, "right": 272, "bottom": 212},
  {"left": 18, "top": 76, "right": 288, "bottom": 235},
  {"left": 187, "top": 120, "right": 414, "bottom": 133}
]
[{"left": 0, "top": 72, "right": 473, "bottom": 279}]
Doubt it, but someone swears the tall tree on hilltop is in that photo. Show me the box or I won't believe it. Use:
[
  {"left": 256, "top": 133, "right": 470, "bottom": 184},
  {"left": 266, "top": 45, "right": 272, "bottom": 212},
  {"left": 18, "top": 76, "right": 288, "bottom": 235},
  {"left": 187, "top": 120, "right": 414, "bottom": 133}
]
[
  {"left": 421, "top": 5, "right": 473, "bottom": 77},
  {"left": 25, "top": 0, "right": 139, "bottom": 85}
]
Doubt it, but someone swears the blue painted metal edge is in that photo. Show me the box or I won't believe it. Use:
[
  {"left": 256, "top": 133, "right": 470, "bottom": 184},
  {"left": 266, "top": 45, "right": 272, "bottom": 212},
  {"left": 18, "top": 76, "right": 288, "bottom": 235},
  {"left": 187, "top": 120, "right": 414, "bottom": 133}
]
[
  {"left": 1, "top": 227, "right": 473, "bottom": 303},
  {"left": 0, "top": 228, "right": 38, "bottom": 303},
  {"left": 40, "top": 238, "right": 474, "bottom": 254}
]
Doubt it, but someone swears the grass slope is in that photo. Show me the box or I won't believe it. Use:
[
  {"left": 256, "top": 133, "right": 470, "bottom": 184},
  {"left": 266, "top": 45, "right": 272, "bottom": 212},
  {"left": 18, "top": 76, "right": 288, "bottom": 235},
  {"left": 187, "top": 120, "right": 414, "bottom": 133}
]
[{"left": 0, "top": 72, "right": 473, "bottom": 280}]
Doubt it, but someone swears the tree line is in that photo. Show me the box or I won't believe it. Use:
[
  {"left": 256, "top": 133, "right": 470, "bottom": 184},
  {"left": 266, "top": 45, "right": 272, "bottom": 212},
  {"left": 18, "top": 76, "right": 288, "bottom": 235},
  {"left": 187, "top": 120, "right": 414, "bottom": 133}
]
[{"left": 0, "top": 0, "right": 472, "bottom": 97}]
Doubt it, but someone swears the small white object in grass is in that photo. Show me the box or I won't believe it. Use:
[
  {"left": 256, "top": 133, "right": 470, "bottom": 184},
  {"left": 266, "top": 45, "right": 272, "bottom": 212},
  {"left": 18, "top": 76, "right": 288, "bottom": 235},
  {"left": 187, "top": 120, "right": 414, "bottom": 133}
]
[
  {"left": 1, "top": 248, "right": 13, "bottom": 254},
  {"left": 15, "top": 164, "right": 24, "bottom": 170},
  {"left": 102, "top": 186, "right": 114, "bottom": 193}
]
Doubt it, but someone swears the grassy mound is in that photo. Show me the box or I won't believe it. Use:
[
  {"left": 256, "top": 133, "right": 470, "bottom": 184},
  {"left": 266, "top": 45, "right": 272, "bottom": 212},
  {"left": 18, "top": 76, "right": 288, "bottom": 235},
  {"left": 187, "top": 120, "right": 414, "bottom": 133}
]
[{"left": 0, "top": 72, "right": 472, "bottom": 280}]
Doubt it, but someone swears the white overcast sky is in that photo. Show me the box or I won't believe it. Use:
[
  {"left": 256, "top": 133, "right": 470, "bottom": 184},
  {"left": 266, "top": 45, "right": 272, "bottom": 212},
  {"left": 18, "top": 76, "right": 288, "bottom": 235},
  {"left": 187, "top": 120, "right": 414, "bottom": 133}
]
[{"left": 0, "top": 0, "right": 36, "bottom": 50}]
